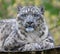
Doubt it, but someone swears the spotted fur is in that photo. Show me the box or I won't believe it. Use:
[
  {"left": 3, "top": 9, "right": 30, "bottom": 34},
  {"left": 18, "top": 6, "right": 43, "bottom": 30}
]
[{"left": 0, "top": 6, "right": 54, "bottom": 51}]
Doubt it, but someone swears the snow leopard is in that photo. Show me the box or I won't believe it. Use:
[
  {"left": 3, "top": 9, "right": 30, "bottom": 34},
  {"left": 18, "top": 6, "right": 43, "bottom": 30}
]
[{"left": 0, "top": 6, "right": 54, "bottom": 52}]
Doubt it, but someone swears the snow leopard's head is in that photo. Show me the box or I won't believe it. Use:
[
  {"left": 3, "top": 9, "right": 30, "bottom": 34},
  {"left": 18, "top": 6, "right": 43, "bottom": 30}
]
[{"left": 16, "top": 6, "right": 48, "bottom": 34}]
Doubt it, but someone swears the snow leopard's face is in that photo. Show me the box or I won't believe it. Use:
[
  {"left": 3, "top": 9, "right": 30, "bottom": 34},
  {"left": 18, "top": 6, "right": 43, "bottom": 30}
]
[{"left": 16, "top": 6, "right": 46, "bottom": 32}]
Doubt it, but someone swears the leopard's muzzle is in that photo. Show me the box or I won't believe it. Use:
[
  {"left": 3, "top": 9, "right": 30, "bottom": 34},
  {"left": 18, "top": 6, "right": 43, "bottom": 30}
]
[{"left": 25, "top": 21, "right": 36, "bottom": 32}]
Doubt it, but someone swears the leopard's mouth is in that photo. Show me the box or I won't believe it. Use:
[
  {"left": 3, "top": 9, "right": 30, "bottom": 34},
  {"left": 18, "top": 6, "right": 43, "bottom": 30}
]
[{"left": 25, "top": 25, "right": 35, "bottom": 32}]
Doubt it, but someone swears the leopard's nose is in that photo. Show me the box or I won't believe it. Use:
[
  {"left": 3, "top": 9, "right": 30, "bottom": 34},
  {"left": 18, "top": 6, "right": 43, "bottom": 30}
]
[{"left": 27, "top": 21, "right": 33, "bottom": 25}]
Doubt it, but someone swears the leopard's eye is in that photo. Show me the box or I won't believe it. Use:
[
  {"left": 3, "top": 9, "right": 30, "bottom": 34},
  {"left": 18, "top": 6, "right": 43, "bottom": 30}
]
[
  {"left": 33, "top": 14, "right": 39, "bottom": 17},
  {"left": 21, "top": 14, "right": 27, "bottom": 17}
]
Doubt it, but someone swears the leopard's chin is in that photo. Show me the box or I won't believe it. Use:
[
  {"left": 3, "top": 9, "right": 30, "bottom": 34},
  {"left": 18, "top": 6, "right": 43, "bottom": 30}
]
[
  {"left": 25, "top": 25, "right": 35, "bottom": 32},
  {"left": 25, "top": 27, "right": 34, "bottom": 32}
]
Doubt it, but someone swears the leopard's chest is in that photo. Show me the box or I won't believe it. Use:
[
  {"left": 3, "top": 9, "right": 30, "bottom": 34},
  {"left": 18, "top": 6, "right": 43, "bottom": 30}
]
[{"left": 24, "top": 31, "right": 41, "bottom": 43}]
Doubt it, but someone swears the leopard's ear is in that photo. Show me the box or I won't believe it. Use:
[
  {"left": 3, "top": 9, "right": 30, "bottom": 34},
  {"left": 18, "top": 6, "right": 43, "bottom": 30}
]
[
  {"left": 39, "top": 6, "right": 45, "bottom": 15},
  {"left": 17, "top": 5, "right": 22, "bottom": 11}
]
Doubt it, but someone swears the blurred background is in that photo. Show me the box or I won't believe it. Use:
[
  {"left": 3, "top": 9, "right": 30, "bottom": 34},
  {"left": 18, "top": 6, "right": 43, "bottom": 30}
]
[{"left": 0, "top": 0, "right": 60, "bottom": 46}]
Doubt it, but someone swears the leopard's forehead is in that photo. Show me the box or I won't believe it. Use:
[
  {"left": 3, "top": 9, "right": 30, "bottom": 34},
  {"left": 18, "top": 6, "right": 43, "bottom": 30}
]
[{"left": 20, "top": 6, "right": 40, "bottom": 14}]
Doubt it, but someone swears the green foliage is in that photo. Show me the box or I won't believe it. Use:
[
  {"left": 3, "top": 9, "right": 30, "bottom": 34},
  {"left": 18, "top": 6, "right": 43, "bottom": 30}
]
[
  {"left": 0, "top": 11, "right": 3, "bottom": 17},
  {"left": 43, "top": 2, "right": 60, "bottom": 15},
  {"left": 43, "top": 1, "right": 60, "bottom": 32},
  {"left": 11, "top": 0, "right": 15, "bottom": 5}
]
